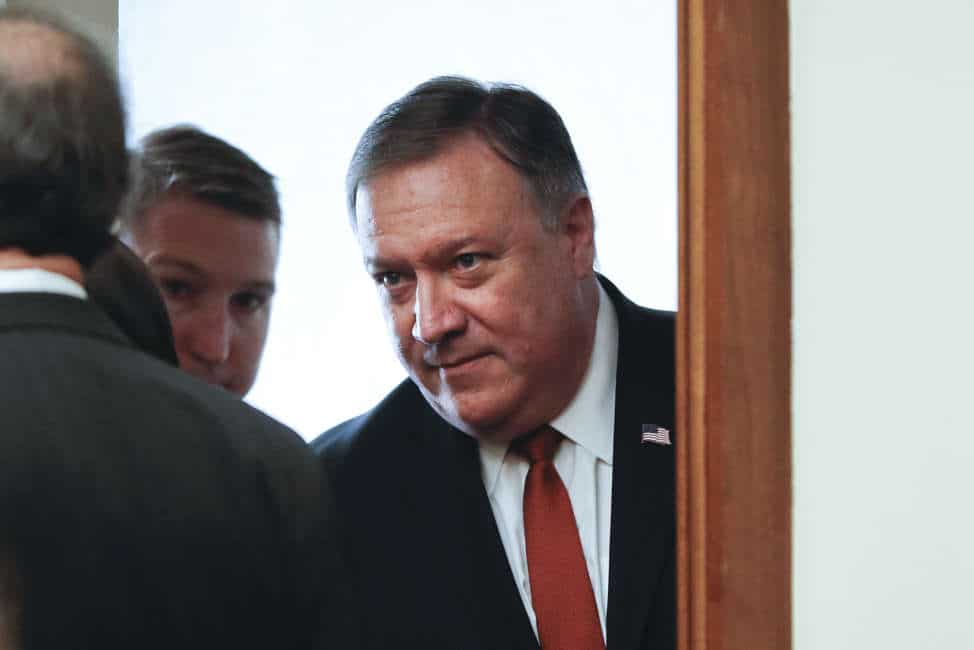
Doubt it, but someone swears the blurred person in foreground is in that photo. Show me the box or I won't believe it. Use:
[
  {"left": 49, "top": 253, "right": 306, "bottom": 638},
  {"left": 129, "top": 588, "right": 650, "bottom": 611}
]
[
  {"left": 118, "top": 125, "right": 280, "bottom": 396},
  {"left": 313, "top": 76, "right": 675, "bottom": 649},
  {"left": 0, "top": 8, "right": 343, "bottom": 649},
  {"left": 85, "top": 236, "right": 178, "bottom": 366}
]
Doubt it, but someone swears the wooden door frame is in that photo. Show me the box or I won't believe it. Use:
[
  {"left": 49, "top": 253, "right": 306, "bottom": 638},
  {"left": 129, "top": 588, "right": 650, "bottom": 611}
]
[{"left": 677, "top": 1, "right": 792, "bottom": 648}]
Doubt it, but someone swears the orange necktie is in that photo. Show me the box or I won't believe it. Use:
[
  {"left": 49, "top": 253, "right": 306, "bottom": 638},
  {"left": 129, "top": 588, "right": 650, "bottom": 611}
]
[{"left": 514, "top": 427, "right": 606, "bottom": 650}]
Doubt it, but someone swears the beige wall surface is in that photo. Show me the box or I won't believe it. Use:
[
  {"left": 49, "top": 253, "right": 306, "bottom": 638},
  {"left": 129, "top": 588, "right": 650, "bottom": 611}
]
[
  {"left": 7, "top": 0, "right": 117, "bottom": 66},
  {"left": 792, "top": 1, "right": 974, "bottom": 648}
]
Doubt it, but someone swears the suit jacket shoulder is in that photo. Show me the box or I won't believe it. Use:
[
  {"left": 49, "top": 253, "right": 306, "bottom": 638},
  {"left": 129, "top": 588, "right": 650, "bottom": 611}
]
[
  {"left": 600, "top": 274, "right": 675, "bottom": 381},
  {"left": 599, "top": 276, "right": 676, "bottom": 650},
  {"left": 314, "top": 379, "right": 441, "bottom": 466},
  {"left": 313, "top": 380, "right": 538, "bottom": 649},
  {"left": 0, "top": 292, "right": 341, "bottom": 650}
]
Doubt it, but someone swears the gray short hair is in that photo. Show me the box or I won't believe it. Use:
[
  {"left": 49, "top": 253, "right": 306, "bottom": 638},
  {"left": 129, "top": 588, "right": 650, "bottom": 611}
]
[
  {"left": 347, "top": 76, "right": 588, "bottom": 230},
  {"left": 0, "top": 7, "right": 127, "bottom": 266},
  {"left": 119, "top": 125, "right": 280, "bottom": 232}
]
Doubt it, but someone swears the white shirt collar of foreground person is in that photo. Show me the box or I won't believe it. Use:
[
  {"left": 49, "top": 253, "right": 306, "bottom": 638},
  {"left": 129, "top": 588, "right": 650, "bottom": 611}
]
[
  {"left": 478, "top": 279, "right": 619, "bottom": 641},
  {"left": 0, "top": 267, "right": 87, "bottom": 299}
]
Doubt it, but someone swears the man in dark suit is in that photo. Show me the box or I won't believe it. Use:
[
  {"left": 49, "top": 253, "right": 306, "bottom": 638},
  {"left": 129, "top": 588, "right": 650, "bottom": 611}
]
[
  {"left": 0, "top": 9, "right": 343, "bottom": 649},
  {"left": 314, "top": 76, "right": 674, "bottom": 649},
  {"left": 85, "top": 237, "right": 180, "bottom": 366}
]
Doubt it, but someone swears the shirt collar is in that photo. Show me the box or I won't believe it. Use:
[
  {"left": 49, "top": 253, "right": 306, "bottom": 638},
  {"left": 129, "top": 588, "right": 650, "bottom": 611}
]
[
  {"left": 550, "top": 280, "right": 618, "bottom": 465},
  {"left": 0, "top": 268, "right": 87, "bottom": 299},
  {"left": 480, "top": 281, "right": 619, "bottom": 495},
  {"left": 480, "top": 438, "right": 508, "bottom": 497}
]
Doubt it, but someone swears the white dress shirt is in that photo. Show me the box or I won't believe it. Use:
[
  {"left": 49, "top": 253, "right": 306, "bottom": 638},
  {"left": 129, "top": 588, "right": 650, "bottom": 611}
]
[
  {"left": 479, "top": 282, "right": 618, "bottom": 641},
  {"left": 0, "top": 268, "right": 87, "bottom": 298}
]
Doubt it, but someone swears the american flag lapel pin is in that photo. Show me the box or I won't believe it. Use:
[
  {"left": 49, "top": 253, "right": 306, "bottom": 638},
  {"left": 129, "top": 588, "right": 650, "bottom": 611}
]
[{"left": 641, "top": 424, "right": 671, "bottom": 446}]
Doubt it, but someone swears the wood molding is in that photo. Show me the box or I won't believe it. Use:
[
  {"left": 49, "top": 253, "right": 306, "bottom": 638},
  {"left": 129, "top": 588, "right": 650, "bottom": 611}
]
[{"left": 677, "top": 1, "right": 792, "bottom": 649}]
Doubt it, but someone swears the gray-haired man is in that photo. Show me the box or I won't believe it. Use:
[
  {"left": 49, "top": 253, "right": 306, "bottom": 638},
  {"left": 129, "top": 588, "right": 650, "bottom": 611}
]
[
  {"left": 0, "top": 9, "right": 343, "bottom": 649},
  {"left": 314, "top": 76, "right": 675, "bottom": 650}
]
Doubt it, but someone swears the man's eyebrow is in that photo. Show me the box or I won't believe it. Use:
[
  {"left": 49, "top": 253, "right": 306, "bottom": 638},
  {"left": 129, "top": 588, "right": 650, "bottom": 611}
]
[
  {"left": 363, "top": 236, "right": 490, "bottom": 270},
  {"left": 361, "top": 254, "right": 386, "bottom": 270},
  {"left": 433, "top": 236, "right": 483, "bottom": 257},
  {"left": 146, "top": 256, "right": 277, "bottom": 294},
  {"left": 143, "top": 255, "right": 204, "bottom": 276},
  {"left": 243, "top": 281, "right": 276, "bottom": 295}
]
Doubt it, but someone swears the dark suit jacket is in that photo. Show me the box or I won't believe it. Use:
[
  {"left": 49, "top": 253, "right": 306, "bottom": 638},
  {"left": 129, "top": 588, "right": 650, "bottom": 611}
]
[
  {"left": 313, "top": 276, "right": 675, "bottom": 649},
  {"left": 0, "top": 292, "right": 345, "bottom": 650},
  {"left": 84, "top": 237, "right": 178, "bottom": 366}
]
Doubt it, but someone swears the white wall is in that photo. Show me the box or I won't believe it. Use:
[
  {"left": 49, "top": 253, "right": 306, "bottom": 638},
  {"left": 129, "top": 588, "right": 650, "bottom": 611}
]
[
  {"left": 120, "top": 0, "right": 677, "bottom": 439},
  {"left": 791, "top": 2, "right": 974, "bottom": 647}
]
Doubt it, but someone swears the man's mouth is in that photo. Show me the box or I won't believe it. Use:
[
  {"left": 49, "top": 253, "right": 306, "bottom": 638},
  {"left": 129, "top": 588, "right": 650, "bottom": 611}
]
[{"left": 430, "top": 352, "right": 487, "bottom": 370}]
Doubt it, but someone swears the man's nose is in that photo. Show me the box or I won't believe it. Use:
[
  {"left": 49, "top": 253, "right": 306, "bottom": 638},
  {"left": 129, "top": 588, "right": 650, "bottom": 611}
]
[
  {"left": 185, "top": 302, "right": 232, "bottom": 366},
  {"left": 411, "top": 277, "right": 465, "bottom": 345}
]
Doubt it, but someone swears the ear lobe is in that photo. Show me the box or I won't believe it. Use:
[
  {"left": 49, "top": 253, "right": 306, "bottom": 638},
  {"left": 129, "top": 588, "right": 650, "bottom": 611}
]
[{"left": 561, "top": 196, "right": 596, "bottom": 276}]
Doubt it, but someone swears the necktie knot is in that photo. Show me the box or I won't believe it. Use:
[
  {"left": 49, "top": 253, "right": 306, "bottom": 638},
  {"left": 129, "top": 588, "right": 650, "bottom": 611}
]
[{"left": 512, "top": 426, "right": 562, "bottom": 464}]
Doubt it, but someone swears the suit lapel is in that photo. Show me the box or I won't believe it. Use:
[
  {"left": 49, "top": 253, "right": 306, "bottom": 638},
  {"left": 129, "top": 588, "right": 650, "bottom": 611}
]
[
  {"left": 416, "top": 412, "right": 538, "bottom": 649},
  {"left": 602, "top": 278, "right": 676, "bottom": 650},
  {"left": 392, "top": 275, "right": 673, "bottom": 650}
]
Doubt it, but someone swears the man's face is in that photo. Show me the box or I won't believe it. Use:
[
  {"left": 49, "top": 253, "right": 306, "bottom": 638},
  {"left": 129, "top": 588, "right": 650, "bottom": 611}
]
[
  {"left": 129, "top": 194, "right": 279, "bottom": 396},
  {"left": 356, "top": 136, "right": 597, "bottom": 442}
]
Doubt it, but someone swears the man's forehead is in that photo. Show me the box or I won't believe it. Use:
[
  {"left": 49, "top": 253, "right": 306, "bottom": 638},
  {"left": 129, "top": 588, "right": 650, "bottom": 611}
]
[
  {"left": 139, "top": 193, "right": 279, "bottom": 238},
  {"left": 357, "top": 141, "right": 529, "bottom": 221},
  {"left": 353, "top": 184, "right": 379, "bottom": 234},
  {"left": 354, "top": 186, "right": 505, "bottom": 246},
  {"left": 133, "top": 195, "right": 280, "bottom": 275}
]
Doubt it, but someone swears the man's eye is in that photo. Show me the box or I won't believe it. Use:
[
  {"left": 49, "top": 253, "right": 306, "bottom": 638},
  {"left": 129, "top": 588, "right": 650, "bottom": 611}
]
[
  {"left": 376, "top": 271, "right": 402, "bottom": 287},
  {"left": 159, "top": 279, "right": 194, "bottom": 299},
  {"left": 455, "top": 253, "right": 481, "bottom": 270},
  {"left": 231, "top": 292, "right": 268, "bottom": 313}
]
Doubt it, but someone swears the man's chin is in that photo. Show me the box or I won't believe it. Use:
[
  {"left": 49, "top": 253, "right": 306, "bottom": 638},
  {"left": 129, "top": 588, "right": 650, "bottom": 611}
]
[
  {"left": 445, "top": 418, "right": 523, "bottom": 445},
  {"left": 430, "top": 397, "right": 523, "bottom": 443},
  {"left": 412, "top": 376, "right": 530, "bottom": 442}
]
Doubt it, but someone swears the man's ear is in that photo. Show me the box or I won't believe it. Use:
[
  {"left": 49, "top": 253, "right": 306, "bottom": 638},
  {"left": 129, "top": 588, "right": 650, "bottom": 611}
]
[{"left": 560, "top": 195, "right": 596, "bottom": 277}]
